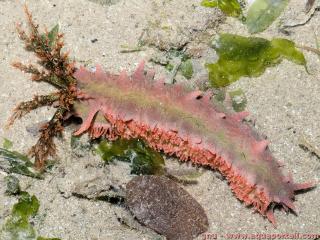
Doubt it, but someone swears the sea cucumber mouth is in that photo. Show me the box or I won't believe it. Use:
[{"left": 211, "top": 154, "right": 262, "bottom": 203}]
[
  {"left": 265, "top": 199, "right": 295, "bottom": 227},
  {"left": 266, "top": 181, "right": 316, "bottom": 227},
  {"left": 266, "top": 203, "right": 277, "bottom": 227}
]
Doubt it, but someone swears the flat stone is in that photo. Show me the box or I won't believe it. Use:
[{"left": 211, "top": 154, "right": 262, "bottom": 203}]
[{"left": 126, "top": 175, "right": 208, "bottom": 240}]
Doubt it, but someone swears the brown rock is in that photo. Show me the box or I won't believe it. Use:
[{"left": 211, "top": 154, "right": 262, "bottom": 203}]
[{"left": 126, "top": 175, "right": 208, "bottom": 240}]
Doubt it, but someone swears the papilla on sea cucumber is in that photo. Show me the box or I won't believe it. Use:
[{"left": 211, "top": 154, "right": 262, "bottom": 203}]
[{"left": 7, "top": 5, "right": 315, "bottom": 227}]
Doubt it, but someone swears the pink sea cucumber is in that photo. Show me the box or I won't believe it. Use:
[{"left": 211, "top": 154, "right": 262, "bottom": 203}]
[
  {"left": 72, "top": 61, "right": 313, "bottom": 226},
  {"left": 8, "top": 6, "right": 314, "bottom": 227}
]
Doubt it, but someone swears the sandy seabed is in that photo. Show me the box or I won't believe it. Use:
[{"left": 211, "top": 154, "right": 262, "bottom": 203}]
[{"left": 0, "top": 0, "right": 319, "bottom": 239}]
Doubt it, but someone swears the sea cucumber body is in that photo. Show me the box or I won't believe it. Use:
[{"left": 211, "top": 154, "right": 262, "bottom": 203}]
[{"left": 73, "top": 62, "right": 311, "bottom": 225}]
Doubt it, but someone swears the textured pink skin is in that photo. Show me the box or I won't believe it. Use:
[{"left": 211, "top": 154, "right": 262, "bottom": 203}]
[{"left": 73, "top": 61, "right": 313, "bottom": 226}]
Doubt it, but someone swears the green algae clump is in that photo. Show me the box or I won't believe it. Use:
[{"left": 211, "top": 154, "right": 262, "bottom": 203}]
[
  {"left": 246, "top": 0, "right": 288, "bottom": 33},
  {"left": 201, "top": 0, "right": 242, "bottom": 17},
  {"left": 96, "top": 139, "right": 165, "bottom": 175},
  {"left": 206, "top": 34, "right": 306, "bottom": 88}
]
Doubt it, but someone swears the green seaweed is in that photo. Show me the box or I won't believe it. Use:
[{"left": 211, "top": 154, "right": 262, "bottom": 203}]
[
  {"left": 166, "top": 168, "right": 203, "bottom": 185},
  {"left": 0, "top": 191, "right": 61, "bottom": 240},
  {"left": 70, "top": 135, "right": 81, "bottom": 150},
  {"left": 206, "top": 34, "right": 306, "bottom": 88},
  {"left": 3, "top": 138, "right": 13, "bottom": 150},
  {"left": 95, "top": 139, "right": 165, "bottom": 175},
  {"left": 201, "top": 0, "right": 242, "bottom": 17},
  {"left": 246, "top": 0, "right": 288, "bottom": 33},
  {"left": 214, "top": 88, "right": 226, "bottom": 102},
  {"left": 4, "top": 175, "right": 21, "bottom": 195},
  {"left": 229, "top": 89, "right": 247, "bottom": 112},
  {"left": 38, "top": 24, "right": 59, "bottom": 52},
  {"left": 0, "top": 148, "right": 42, "bottom": 179},
  {"left": 179, "top": 59, "right": 194, "bottom": 79},
  {"left": 47, "top": 24, "right": 59, "bottom": 48},
  {"left": 165, "top": 63, "right": 174, "bottom": 72},
  {"left": 0, "top": 192, "right": 39, "bottom": 240},
  {"left": 120, "top": 46, "right": 145, "bottom": 53}
]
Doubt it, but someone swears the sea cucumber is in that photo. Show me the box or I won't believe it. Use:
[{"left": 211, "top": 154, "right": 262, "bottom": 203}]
[
  {"left": 72, "top": 61, "right": 313, "bottom": 226},
  {"left": 8, "top": 6, "right": 314, "bottom": 226}
]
